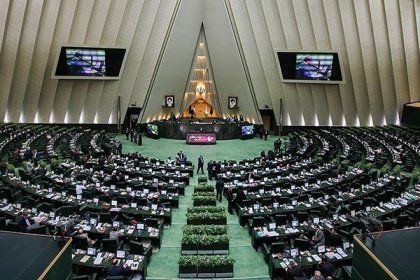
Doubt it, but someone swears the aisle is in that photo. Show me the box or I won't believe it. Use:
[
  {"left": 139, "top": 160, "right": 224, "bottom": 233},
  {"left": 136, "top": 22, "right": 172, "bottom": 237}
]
[
  {"left": 146, "top": 176, "right": 270, "bottom": 279},
  {"left": 116, "top": 135, "right": 276, "bottom": 279}
]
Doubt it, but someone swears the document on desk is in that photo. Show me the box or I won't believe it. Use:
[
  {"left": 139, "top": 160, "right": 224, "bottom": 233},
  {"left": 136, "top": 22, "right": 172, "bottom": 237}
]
[
  {"left": 80, "top": 256, "right": 90, "bottom": 263},
  {"left": 267, "top": 231, "right": 279, "bottom": 237},
  {"left": 334, "top": 253, "right": 343, "bottom": 260},
  {"left": 306, "top": 257, "right": 313, "bottom": 262},
  {"left": 312, "top": 255, "right": 321, "bottom": 262},
  {"left": 127, "top": 229, "right": 134, "bottom": 234},
  {"left": 93, "top": 256, "right": 103, "bottom": 265},
  {"left": 337, "top": 248, "right": 348, "bottom": 258},
  {"left": 280, "top": 262, "right": 287, "bottom": 269},
  {"left": 125, "top": 260, "right": 133, "bottom": 267},
  {"left": 377, "top": 207, "right": 386, "bottom": 212}
]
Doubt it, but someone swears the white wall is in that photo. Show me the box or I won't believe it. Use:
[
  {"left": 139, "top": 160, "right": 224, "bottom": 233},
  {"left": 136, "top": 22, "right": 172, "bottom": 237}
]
[{"left": 0, "top": 0, "right": 419, "bottom": 126}]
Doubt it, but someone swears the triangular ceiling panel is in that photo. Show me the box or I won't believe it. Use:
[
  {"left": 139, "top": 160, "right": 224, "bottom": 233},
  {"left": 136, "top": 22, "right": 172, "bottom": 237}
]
[{"left": 140, "top": 0, "right": 260, "bottom": 123}]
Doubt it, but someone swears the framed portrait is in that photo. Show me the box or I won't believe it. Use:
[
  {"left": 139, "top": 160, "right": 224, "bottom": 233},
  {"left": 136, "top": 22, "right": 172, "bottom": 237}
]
[
  {"left": 165, "top": 95, "right": 175, "bottom": 107},
  {"left": 228, "top": 96, "right": 238, "bottom": 109}
]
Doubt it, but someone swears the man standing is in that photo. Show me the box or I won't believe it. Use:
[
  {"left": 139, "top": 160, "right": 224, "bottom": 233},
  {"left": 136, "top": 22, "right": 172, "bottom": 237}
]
[
  {"left": 311, "top": 224, "right": 325, "bottom": 248},
  {"left": 207, "top": 160, "right": 214, "bottom": 180},
  {"left": 197, "top": 155, "right": 204, "bottom": 174},
  {"left": 274, "top": 138, "right": 281, "bottom": 153},
  {"left": 215, "top": 176, "right": 224, "bottom": 203}
]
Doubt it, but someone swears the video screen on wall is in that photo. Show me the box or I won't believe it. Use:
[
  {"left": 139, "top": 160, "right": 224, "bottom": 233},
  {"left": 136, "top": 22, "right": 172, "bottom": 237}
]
[
  {"left": 241, "top": 125, "right": 254, "bottom": 136},
  {"left": 146, "top": 124, "right": 159, "bottom": 136},
  {"left": 277, "top": 51, "right": 343, "bottom": 84},
  {"left": 53, "top": 46, "right": 127, "bottom": 79}
]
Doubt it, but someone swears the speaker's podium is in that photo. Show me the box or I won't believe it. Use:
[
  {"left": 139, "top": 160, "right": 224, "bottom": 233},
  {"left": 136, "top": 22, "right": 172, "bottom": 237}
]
[
  {"left": 352, "top": 227, "right": 420, "bottom": 280},
  {"left": 0, "top": 231, "right": 72, "bottom": 280}
]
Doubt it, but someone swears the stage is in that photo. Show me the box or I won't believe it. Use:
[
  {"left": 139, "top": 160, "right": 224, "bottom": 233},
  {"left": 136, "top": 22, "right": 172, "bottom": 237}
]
[{"left": 142, "top": 119, "right": 258, "bottom": 140}]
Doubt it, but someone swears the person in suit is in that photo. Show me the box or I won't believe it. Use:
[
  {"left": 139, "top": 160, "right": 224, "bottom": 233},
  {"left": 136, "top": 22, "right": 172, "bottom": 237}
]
[
  {"left": 309, "top": 270, "right": 325, "bottom": 280},
  {"left": 317, "top": 256, "right": 333, "bottom": 279},
  {"left": 312, "top": 224, "right": 325, "bottom": 248},
  {"left": 18, "top": 212, "right": 34, "bottom": 232},
  {"left": 197, "top": 155, "right": 204, "bottom": 174},
  {"left": 207, "top": 160, "right": 214, "bottom": 180},
  {"left": 328, "top": 227, "right": 343, "bottom": 248},
  {"left": 215, "top": 176, "right": 224, "bottom": 203},
  {"left": 108, "top": 258, "right": 131, "bottom": 277},
  {"left": 285, "top": 259, "right": 305, "bottom": 280}
]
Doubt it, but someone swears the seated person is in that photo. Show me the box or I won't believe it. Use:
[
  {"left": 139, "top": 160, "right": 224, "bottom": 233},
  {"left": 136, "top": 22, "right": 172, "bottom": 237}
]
[
  {"left": 317, "top": 256, "right": 333, "bottom": 279},
  {"left": 17, "top": 212, "right": 39, "bottom": 232},
  {"left": 108, "top": 258, "right": 131, "bottom": 277},
  {"left": 74, "top": 228, "right": 97, "bottom": 246},
  {"left": 309, "top": 270, "right": 325, "bottom": 280},
  {"left": 328, "top": 227, "right": 343, "bottom": 248},
  {"left": 311, "top": 224, "right": 325, "bottom": 248},
  {"left": 285, "top": 259, "right": 305, "bottom": 280}
]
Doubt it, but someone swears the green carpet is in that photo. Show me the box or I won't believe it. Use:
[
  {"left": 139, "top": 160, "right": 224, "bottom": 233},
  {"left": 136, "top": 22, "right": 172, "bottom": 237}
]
[{"left": 115, "top": 135, "right": 276, "bottom": 279}]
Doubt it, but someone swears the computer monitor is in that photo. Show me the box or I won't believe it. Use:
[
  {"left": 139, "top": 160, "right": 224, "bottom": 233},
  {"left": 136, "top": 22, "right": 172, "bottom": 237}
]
[
  {"left": 292, "top": 220, "right": 298, "bottom": 227},
  {"left": 111, "top": 200, "right": 118, "bottom": 206},
  {"left": 161, "top": 190, "right": 167, "bottom": 195},
  {"left": 268, "top": 223, "right": 276, "bottom": 230},
  {"left": 113, "top": 221, "right": 120, "bottom": 228},
  {"left": 291, "top": 200, "right": 297, "bottom": 206},
  {"left": 343, "top": 241, "right": 350, "bottom": 250},
  {"left": 294, "top": 238, "right": 310, "bottom": 251},
  {"left": 137, "top": 223, "right": 145, "bottom": 230},
  {"left": 151, "top": 204, "right": 158, "bottom": 211},
  {"left": 130, "top": 202, "right": 137, "bottom": 208},
  {"left": 333, "top": 214, "right": 338, "bottom": 221},
  {"left": 290, "top": 248, "right": 299, "bottom": 257},
  {"left": 49, "top": 211, "right": 55, "bottom": 218},
  {"left": 87, "top": 247, "right": 97, "bottom": 256},
  {"left": 90, "top": 218, "right": 97, "bottom": 226},
  {"left": 313, "top": 217, "right": 320, "bottom": 224},
  {"left": 116, "top": 250, "right": 126, "bottom": 259},
  {"left": 253, "top": 204, "right": 260, "bottom": 211},
  {"left": 350, "top": 210, "right": 356, "bottom": 217},
  {"left": 273, "top": 202, "right": 279, "bottom": 208},
  {"left": 318, "top": 245, "right": 326, "bottom": 253},
  {"left": 93, "top": 198, "right": 99, "bottom": 204}
]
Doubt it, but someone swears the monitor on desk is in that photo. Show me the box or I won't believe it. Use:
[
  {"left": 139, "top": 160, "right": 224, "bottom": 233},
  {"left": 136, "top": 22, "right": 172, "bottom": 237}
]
[
  {"left": 111, "top": 200, "right": 118, "bottom": 207},
  {"left": 343, "top": 241, "right": 350, "bottom": 250},
  {"left": 131, "top": 202, "right": 137, "bottom": 208},
  {"left": 295, "top": 238, "right": 311, "bottom": 251},
  {"left": 116, "top": 250, "right": 126, "bottom": 259},
  {"left": 151, "top": 204, "right": 158, "bottom": 211},
  {"left": 318, "top": 245, "right": 326, "bottom": 253},
  {"left": 333, "top": 214, "right": 338, "bottom": 221},
  {"left": 268, "top": 222, "right": 276, "bottom": 230},
  {"left": 313, "top": 217, "right": 320, "bottom": 224},
  {"left": 292, "top": 220, "right": 298, "bottom": 227},
  {"left": 87, "top": 247, "right": 97, "bottom": 256},
  {"left": 137, "top": 223, "right": 145, "bottom": 230},
  {"left": 90, "top": 218, "right": 97, "bottom": 226},
  {"left": 113, "top": 221, "right": 120, "bottom": 228},
  {"left": 290, "top": 248, "right": 299, "bottom": 258}
]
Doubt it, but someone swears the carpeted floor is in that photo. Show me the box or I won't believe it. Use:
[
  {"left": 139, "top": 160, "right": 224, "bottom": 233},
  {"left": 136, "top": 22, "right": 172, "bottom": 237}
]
[{"left": 115, "top": 134, "right": 279, "bottom": 279}]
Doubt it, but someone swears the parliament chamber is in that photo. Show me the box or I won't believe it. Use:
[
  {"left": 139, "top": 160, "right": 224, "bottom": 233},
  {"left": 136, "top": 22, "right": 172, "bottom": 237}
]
[{"left": 1, "top": 0, "right": 420, "bottom": 279}]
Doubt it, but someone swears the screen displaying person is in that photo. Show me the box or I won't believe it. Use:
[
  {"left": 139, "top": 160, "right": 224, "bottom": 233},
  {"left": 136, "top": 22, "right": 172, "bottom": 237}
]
[{"left": 296, "top": 56, "right": 329, "bottom": 80}]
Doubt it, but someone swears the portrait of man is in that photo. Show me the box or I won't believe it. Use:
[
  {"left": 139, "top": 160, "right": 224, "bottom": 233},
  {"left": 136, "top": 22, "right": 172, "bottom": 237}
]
[
  {"left": 165, "top": 95, "right": 174, "bottom": 107},
  {"left": 228, "top": 97, "right": 238, "bottom": 109}
]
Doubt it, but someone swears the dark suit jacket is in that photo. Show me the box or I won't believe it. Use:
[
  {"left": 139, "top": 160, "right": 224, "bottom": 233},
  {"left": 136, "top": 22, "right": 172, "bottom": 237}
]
[
  {"left": 287, "top": 264, "right": 305, "bottom": 279},
  {"left": 18, "top": 217, "right": 33, "bottom": 231},
  {"left": 216, "top": 179, "right": 224, "bottom": 192},
  {"left": 108, "top": 264, "right": 131, "bottom": 276}
]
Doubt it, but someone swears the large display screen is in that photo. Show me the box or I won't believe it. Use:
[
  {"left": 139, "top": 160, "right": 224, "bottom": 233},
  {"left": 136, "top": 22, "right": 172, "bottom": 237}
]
[
  {"left": 277, "top": 51, "right": 344, "bottom": 84},
  {"left": 53, "top": 46, "right": 127, "bottom": 79},
  {"left": 146, "top": 124, "right": 159, "bottom": 136},
  {"left": 241, "top": 125, "right": 254, "bottom": 136}
]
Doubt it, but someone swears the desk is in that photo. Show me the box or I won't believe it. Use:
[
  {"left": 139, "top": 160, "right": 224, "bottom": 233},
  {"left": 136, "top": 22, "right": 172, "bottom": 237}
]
[
  {"left": 268, "top": 248, "right": 353, "bottom": 278},
  {"left": 72, "top": 251, "right": 146, "bottom": 278}
]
